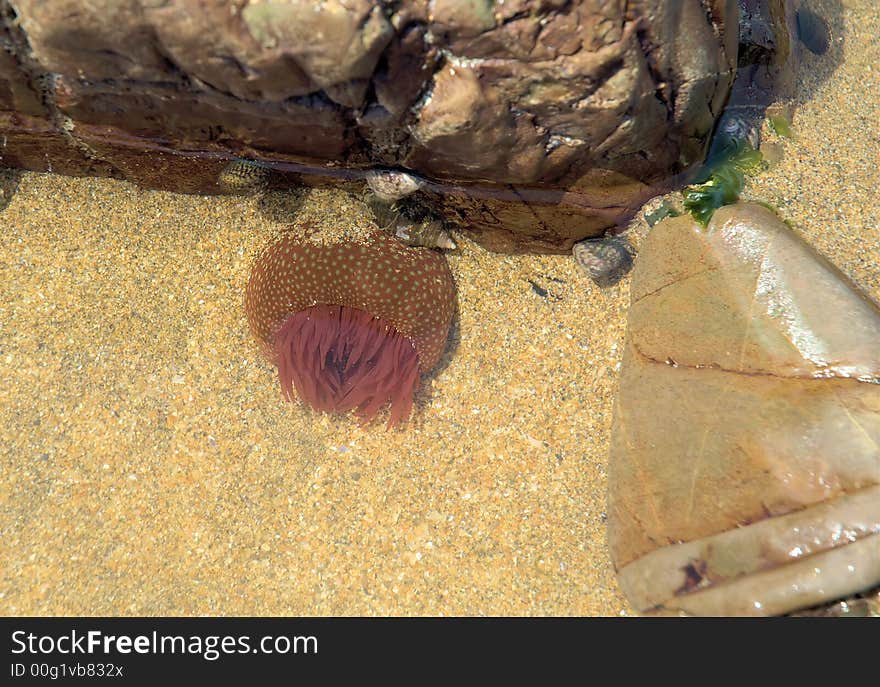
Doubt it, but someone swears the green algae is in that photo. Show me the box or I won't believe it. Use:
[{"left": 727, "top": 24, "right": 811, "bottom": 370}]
[
  {"left": 768, "top": 114, "right": 794, "bottom": 138},
  {"left": 644, "top": 201, "right": 681, "bottom": 227},
  {"left": 682, "top": 140, "right": 765, "bottom": 226}
]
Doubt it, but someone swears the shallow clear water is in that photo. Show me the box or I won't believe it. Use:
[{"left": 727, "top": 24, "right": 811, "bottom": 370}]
[{"left": 0, "top": 0, "right": 877, "bottom": 616}]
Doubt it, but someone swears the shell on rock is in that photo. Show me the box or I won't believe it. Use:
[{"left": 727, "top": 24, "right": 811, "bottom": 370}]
[
  {"left": 218, "top": 159, "right": 273, "bottom": 195},
  {"left": 390, "top": 218, "right": 456, "bottom": 250},
  {"left": 718, "top": 109, "right": 762, "bottom": 150},
  {"left": 364, "top": 192, "right": 455, "bottom": 250},
  {"left": 364, "top": 168, "right": 425, "bottom": 203},
  {"left": 573, "top": 236, "right": 634, "bottom": 287},
  {"left": 705, "top": 0, "right": 805, "bottom": 160}
]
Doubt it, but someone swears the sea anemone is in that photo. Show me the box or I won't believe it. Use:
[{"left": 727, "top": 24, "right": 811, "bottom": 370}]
[{"left": 245, "top": 228, "right": 456, "bottom": 427}]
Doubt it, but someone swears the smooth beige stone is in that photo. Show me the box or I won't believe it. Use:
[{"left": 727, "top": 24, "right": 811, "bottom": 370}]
[{"left": 608, "top": 203, "right": 880, "bottom": 616}]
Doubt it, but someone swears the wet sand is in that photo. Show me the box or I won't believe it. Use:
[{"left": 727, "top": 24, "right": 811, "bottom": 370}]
[
  {"left": 1, "top": 0, "right": 878, "bottom": 616},
  {"left": 0, "top": 176, "right": 631, "bottom": 616}
]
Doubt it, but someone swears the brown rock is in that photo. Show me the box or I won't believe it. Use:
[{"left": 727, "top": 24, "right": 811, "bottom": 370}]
[
  {"left": 429, "top": 0, "right": 496, "bottom": 37},
  {"left": 408, "top": 0, "right": 739, "bottom": 185},
  {"left": 53, "top": 79, "right": 353, "bottom": 159},
  {"left": 12, "top": 0, "right": 176, "bottom": 82},
  {"left": 608, "top": 203, "right": 880, "bottom": 616},
  {"left": 372, "top": 22, "right": 435, "bottom": 119},
  {"left": 0, "top": 113, "right": 120, "bottom": 179},
  {"left": 0, "top": 23, "right": 45, "bottom": 117},
  {"left": 0, "top": 0, "right": 738, "bottom": 252},
  {"left": 145, "top": 0, "right": 317, "bottom": 103},
  {"left": 239, "top": 0, "right": 393, "bottom": 107}
]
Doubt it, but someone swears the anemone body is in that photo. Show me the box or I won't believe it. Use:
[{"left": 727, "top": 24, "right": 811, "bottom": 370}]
[{"left": 245, "top": 230, "right": 455, "bottom": 426}]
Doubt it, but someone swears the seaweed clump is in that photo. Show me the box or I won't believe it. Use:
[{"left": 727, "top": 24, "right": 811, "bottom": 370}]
[{"left": 682, "top": 139, "right": 765, "bottom": 226}]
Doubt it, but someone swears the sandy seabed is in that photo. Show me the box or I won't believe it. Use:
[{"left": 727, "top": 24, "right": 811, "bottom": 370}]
[{"left": 1, "top": 0, "right": 877, "bottom": 616}]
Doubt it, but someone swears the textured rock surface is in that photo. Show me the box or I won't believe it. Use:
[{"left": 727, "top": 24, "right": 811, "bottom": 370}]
[
  {"left": 709, "top": 0, "right": 801, "bottom": 158},
  {"left": 0, "top": 0, "right": 738, "bottom": 252},
  {"left": 608, "top": 203, "right": 880, "bottom": 616}
]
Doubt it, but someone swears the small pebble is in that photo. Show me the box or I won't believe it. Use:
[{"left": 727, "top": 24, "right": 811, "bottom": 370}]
[{"left": 573, "top": 236, "right": 635, "bottom": 288}]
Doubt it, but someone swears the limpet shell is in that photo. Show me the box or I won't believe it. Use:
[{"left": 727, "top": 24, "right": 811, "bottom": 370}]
[{"left": 390, "top": 218, "right": 456, "bottom": 250}]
